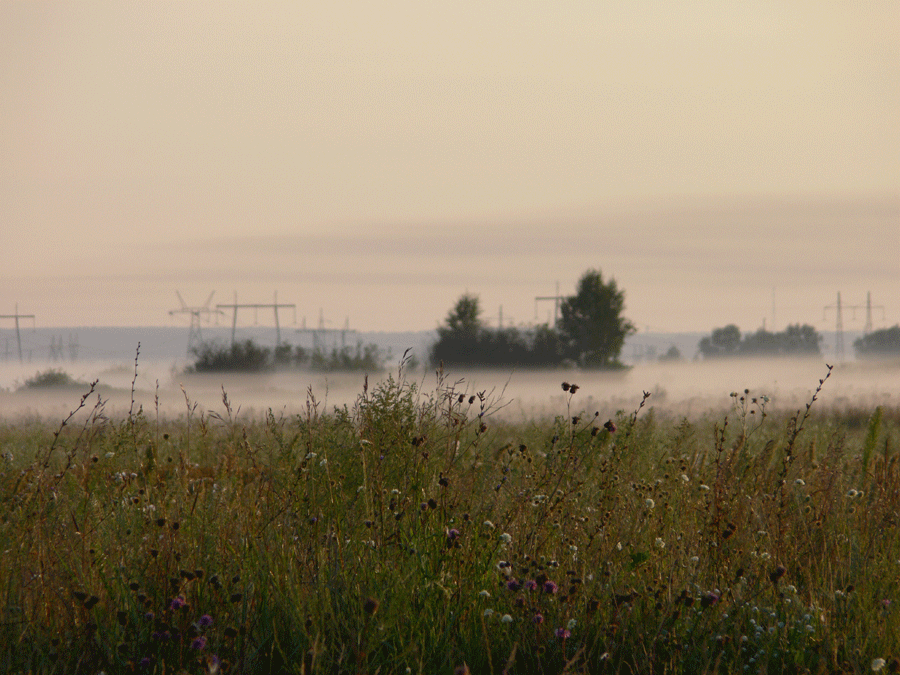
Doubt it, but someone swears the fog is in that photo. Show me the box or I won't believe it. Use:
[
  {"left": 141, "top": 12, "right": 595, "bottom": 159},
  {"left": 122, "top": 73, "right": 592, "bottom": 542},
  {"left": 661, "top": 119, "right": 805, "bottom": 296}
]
[{"left": 2, "top": 357, "right": 897, "bottom": 426}]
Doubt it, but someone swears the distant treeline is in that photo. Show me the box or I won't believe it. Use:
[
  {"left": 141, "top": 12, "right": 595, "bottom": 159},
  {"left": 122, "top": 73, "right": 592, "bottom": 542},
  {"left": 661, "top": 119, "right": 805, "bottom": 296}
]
[
  {"left": 186, "top": 339, "right": 389, "bottom": 373},
  {"left": 698, "top": 324, "right": 821, "bottom": 358},
  {"left": 854, "top": 325, "right": 900, "bottom": 358},
  {"left": 430, "top": 269, "right": 635, "bottom": 369}
]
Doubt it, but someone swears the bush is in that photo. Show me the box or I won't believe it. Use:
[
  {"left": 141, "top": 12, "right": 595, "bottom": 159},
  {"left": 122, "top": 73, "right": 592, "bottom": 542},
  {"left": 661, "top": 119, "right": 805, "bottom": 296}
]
[{"left": 19, "top": 368, "right": 84, "bottom": 389}]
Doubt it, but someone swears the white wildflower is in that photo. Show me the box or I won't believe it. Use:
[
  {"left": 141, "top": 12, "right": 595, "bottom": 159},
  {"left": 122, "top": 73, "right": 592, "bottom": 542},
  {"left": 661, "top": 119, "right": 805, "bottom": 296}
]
[
  {"left": 794, "top": 479, "right": 806, "bottom": 486},
  {"left": 105, "top": 452, "right": 115, "bottom": 459},
  {"left": 655, "top": 537, "right": 666, "bottom": 549},
  {"left": 483, "top": 608, "right": 494, "bottom": 617},
  {"left": 501, "top": 614, "right": 513, "bottom": 623},
  {"left": 478, "top": 590, "right": 491, "bottom": 599},
  {"left": 699, "top": 484, "right": 710, "bottom": 491},
  {"left": 500, "top": 532, "right": 512, "bottom": 545},
  {"left": 872, "top": 659, "right": 886, "bottom": 672},
  {"left": 645, "top": 498, "right": 656, "bottom": 509},
  {"left": 483, "top": 520, "right": 495, "bottom": 529},
  {"left": 680, "top": 474, "right": 690, "bottom": 483}
]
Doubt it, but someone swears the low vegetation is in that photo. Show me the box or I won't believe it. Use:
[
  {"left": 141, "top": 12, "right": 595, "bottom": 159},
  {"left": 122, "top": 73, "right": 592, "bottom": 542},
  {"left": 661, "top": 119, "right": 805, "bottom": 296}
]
[
  {"left": 0, "top": 363, "right": 898, "bottom": 673},
  {"left": 18, "top": 368, "right": 86, "bottom": 389},
  {"left": 187, "top": 339, "right": 388, "bottom": 373}
]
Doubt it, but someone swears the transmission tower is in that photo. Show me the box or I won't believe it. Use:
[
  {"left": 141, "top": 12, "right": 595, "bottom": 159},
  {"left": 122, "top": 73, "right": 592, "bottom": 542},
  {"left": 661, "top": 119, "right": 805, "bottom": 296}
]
[
  {"left": 169, "top": 291, "right": 222, "bottom": 353},
  {"left": 0, "top": 304, "right": 35, "bottom": 363},
  {"left": 823, "top": 293, "right": 845, "bottom": 362},
  {"left": 535, "top": 281, "right": 564, "bottom": 327},
  {"left": 863, "top": 291, "right": 885, "bottom": 335},
  {"left": 216, "top": 291, "right": 296, "bottom": 346}
]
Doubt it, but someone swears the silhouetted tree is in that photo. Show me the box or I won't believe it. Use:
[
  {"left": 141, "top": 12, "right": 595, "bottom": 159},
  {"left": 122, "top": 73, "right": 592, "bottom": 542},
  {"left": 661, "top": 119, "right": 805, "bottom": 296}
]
[
  {"left": 557, "top": 269, "right": 635, "bottom": 368},
  {"left": 699, "top": 324, "right": 821, "bottom": 358},
  {"left": 854, "top": 325, "right": 900, "bottom": 358},
  {"left": 698, "top": 325, "right": 742, "bottom": 358}
]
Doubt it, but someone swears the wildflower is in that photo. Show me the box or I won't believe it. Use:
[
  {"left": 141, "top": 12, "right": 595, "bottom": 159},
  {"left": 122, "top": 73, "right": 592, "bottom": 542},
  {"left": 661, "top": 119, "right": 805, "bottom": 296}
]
[
  {"left": 680, "top": 474, "right": 690, "bottom": 483},
  {"left": 872, "top": 659, "right": 886, "bottom": 672},
  {"left": 604, "top": 420, "right": 617, "bottom": 433},
  {"left": 655, "top": 537, "right": 666, "bottom": 549},
  {"left": 645, "top": 498, "right": 656, "bottom": 509},
  {"left": 478, "top": 590, "right": 491, "bottom": 599},
  {"left": 699, "top": 484, "right": 710, "bottom": 491},
  {"left": 170, "top": 596, "right": 186, "bottom": 610},
  {"left": 305, "top": 452, "right": 317, "bottom": 459},
  {"left": 319, "top": 458, "right": 327, "bottom": 467},
  {"left": 507, "top": 579, "right": 522, "bottom": 592},
  {"left": 795, "top": 479, "right": 806, "bottom": 486},
  {"left": 447, "top": 528, "right": 460, "bottom": 541},
  {"left": 555, "top": 628, "right": 571, "bottom": 639},
  {"left": 483, "top": 608, "right": 494, "bottom": 617},
  {"left": 543, "top": 580, "right": 558, "bottom": 594},
  {"left": 363, "top": 597, "right": 380, "bottom": 615},
  {"left": 190, "top": 636, "right": 206, "bottom": 651},
  {"left": 689, "top": 556, "right": 699, "bottom": 563},
  {"left": 533, "top": 613, "right": 544, "bottom": 624},
  {"left": 501, "top": 614, "right": 513, "bottom": 623},
  {"left": 567, "top": 618, "right": 577, "bottom": 630},
  {"left": 198, "top": 614, "right": 213, "bottom": 628},
  {"left": 701, "top": 592, "right": 720, "bottom": 608},
  {"left": 524, "top": 580, "right": 538, "bottom": 591},
  {"left": 847, "top": 488, "right": 858, "bottom": 498},
  {"left": 500, "top": 532, "right": 513, "bottom": 544},
  {"left": 483, "top": 520, "right": 495, "bottom": 529},
  {"left": 105, "top": 452, "right": 115, "bottom": 459}
]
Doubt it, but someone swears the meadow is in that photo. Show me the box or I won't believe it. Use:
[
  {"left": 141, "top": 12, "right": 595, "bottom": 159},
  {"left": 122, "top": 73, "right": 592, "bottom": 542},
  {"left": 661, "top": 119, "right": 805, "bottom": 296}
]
[{"left": 1, "top": 357, "right": 898, "bottom": 674}]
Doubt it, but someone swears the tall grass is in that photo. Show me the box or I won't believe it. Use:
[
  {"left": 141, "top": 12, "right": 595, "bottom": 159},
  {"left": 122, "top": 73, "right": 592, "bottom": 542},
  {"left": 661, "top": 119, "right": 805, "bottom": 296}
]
[{"left": 0, "top": 357, "right": 898, "bottom": 674}]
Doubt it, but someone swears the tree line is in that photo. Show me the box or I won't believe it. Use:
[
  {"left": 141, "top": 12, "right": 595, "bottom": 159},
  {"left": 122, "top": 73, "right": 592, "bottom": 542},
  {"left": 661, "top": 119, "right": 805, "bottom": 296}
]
[{"left": 430, "top": 269, "right": 635, "bottom": 369}]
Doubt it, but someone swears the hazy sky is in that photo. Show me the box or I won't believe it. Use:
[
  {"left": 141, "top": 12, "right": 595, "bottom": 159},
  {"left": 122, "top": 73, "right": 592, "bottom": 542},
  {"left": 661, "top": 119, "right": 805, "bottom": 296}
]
[{"left": 2, "top": 2, "right": 897, "bottom": 334}]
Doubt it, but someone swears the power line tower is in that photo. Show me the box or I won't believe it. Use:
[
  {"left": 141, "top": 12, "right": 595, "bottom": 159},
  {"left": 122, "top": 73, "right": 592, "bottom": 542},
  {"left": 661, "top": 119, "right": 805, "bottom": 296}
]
[
  {"left": 216, "top": 291, "right": 296, "bottom": 346},
  {"left": 863, "top": 291, "right": 885, "bottom": 335},
  {"left": 169, "top": 291, "right": 221, "bottom": 353},
  {"left": 0, "top": 304, "right": 35, "bottom": 363},
  {"left": 535, "top": 281, "right": 565, "bottom": 327}
]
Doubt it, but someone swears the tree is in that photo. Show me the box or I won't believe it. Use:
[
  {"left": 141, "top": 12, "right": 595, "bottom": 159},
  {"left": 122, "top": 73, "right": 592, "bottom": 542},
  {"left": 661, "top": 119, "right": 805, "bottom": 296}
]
[
  {"left": 430, "top": 294, "right": 486, "bottom": 366},
  {"left": 557, "top": 269, "right": 636, "bottom": 368},
  {"left": 854, "top": 325, "right": 900, "bottom": 358},
  {"left": 698, "top": 325, "right": 741, "bottom": 358}
]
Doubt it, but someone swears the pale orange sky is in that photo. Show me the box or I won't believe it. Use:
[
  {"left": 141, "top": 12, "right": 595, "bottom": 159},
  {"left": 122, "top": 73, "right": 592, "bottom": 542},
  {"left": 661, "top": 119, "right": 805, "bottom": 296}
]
[{"left": 1, "top": 2, "right": 898, "bottom": 333}]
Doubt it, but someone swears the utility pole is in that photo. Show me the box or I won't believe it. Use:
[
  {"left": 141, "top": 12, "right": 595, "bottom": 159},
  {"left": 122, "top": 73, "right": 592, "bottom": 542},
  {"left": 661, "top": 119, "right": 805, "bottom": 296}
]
[
  {"left": 216, "top": 292, "right": 296, "bottom": 346},
  {"left": 535, "top": 281, "right": 565, "bottom": 327},
  {"left": 0, "top": 304, "right": 35, "bottom": 363}
]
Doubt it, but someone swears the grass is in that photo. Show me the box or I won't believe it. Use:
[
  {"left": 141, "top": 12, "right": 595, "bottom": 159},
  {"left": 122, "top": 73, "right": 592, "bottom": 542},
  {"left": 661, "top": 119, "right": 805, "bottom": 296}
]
[{"left": 0, "top": 358, "right": 898, "bottom": 674}]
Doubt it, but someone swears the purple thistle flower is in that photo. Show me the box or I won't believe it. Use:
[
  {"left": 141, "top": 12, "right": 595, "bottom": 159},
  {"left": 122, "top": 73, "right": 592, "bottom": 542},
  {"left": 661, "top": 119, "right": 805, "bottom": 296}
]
[
  {"left": 169, "top": 595, "right": 185, "bottom": 610},
  {"left": 198, "top": 614, "right": 214, "bottom": 628},
  {"left": 524, "top": 580, "right": 538, "bottom": 591},
  {"left": 701, "top": 592, "right": 720, "bottom": 608},
  {"left": 139, "top": 656, "right": 152, "bottom": 669},
  {"left": 191, "top": 635, "right": 207, "bottom": 651},
  {"left": 543, "top": 580, "right": 559, "bottom": 594},
  {"left": 533, "top": 613, "right": 544, "bottom": 624},
  {"left": 506, "top": 579, "right": 522, "bottom": 592},
  {"left": 447, "top": 528, "right": 460, "bottom": 541},
  {"left": 555, "top": 627, "right": 571, "bottom": 639}
]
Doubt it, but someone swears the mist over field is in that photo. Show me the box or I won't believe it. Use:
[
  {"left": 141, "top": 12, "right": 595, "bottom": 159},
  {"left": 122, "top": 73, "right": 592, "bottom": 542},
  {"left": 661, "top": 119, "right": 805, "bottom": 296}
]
[{"left": 2, "top": 355, "right": 897, "bottom": 424}]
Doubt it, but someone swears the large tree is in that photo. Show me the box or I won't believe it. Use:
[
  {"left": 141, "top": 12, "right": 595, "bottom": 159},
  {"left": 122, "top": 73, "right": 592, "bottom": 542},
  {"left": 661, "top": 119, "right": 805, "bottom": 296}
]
[
  {"left": 430, "top": 293, "right": 486, "bottom": 366},
  {"left": 557, "top": 269, "right": 636, "bottom": 368}
]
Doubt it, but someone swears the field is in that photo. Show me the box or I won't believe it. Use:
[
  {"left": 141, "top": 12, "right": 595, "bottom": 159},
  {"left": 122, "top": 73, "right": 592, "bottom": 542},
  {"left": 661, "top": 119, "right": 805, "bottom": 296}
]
[{"left": 1, "top": 359, "right": 899, "bottom": 674}]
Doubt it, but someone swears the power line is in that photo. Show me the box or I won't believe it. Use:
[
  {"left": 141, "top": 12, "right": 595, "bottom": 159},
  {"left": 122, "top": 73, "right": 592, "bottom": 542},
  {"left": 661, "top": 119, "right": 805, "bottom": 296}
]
[{"left": 169, "top": 291, "right": 223, "bottom": 353}]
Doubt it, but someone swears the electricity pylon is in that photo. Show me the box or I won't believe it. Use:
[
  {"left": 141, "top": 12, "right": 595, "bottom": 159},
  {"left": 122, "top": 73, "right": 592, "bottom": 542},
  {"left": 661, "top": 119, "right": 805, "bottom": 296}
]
[
  {"left": 216, "top": 292, "right": 296, "bottom": 346},
  {"left": 169, "top": 291, "right": 222, "bottom": 353},
  {"left": 0, "top": 304, "right": 35, "bottom": 363}
]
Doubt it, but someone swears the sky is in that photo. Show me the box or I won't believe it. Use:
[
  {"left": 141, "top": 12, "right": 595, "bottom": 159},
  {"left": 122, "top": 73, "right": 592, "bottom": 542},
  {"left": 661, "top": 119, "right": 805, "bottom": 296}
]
[{"left": 1, "top": 1, "right": 898, "bottom": 335}]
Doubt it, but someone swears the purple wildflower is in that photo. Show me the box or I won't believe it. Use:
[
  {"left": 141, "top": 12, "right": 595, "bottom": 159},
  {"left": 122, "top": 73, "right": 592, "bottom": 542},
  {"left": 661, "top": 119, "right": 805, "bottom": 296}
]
[
  {"left": 198, "top": 614, "right": 214, "bottom": 628},
  {"left": 169, "top": 595, "right": 185, "bottom": 610},
  {"left": 191, "top": 635, "right": 207, "bottom": 651},
  {"left": 524, "top": 580, "right": 538, "bottom": 591},
  {"left": 543, "top": 580, "right": 559, "bottom": 594},
  {"left": 555, "top": 628, "right": 571, "bottom": 639},
  {"left": 506, "top": 579, "right": 522, "bottom": 592},
  {"left": 533, "top": 613, "right": 544, "bottom": 624},
  {"left": 447, "top": 528, "right": 460, "bottom": 541},
  {"left": 701, "top": 592, "right": 720, "bottom": 608},
  {"left": 139, "top": 656, "right": 152, "bottom": 669}
]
